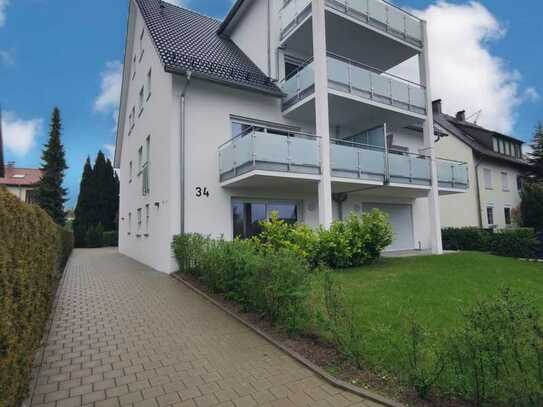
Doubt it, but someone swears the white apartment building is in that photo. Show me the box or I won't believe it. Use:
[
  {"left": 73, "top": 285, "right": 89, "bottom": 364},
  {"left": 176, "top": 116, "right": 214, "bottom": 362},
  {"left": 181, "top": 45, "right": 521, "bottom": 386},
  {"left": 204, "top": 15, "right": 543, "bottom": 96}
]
[
  {"left": 115, "top": 0, "right": 469, "bottom": 273},
  {"left": 432, "top": 100, "right": 530, "bottom": 230}
]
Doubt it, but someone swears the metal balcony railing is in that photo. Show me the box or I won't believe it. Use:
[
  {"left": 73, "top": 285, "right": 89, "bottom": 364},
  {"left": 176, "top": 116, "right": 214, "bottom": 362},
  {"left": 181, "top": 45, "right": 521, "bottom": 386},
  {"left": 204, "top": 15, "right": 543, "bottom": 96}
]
[
  {"left": 280, "top": 53, "right": 426, "bottom": 115},
  {"left": 331, "top": 138, "right": 432, "bottom": 186},
  {"left": 437, "top": 159, "right": 469, "bottom": 190},
  {"left": 218, "top": 127, "right": 321, "bottom": 182},
  {"left": 279, "top": 0, "right": 423, "bottom": 47}
]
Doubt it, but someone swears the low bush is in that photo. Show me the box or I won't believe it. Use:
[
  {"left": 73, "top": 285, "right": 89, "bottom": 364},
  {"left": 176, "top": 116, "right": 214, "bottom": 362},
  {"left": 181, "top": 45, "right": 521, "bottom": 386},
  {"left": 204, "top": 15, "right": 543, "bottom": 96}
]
[
  {"left": 85, "top": 223, "right": 104, "bottom": 248},
  {"left": 441, "top": 227, "right": 490, "bottom": 251},
  {"left": 103, "top": 231, "right": 118, "bottom": 247},
  {"left": 0, "top": 188, "right": 73, "bottom": 407},
  {"left": 256, "top": 210, "right": 393, "bottom": 269},
  {"left": 489, "top": 228, "right": 540, "bottom": 258},
  {"left": 172, "top": 235, "right": 311, "bottom": 333}
]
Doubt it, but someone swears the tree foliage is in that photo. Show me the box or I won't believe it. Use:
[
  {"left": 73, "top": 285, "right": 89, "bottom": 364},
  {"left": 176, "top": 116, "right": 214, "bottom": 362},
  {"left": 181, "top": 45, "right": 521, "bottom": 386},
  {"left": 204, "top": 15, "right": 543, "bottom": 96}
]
[
  {"left": 73, "top": 151, "right": 119, "bottom": 247},
  {"left": 527, "top": 122, "right": 543, "bottom": 182},
  {"left": 36, "top": 107, "right": 68, "bottom": 225},
  {"left": 520, "top": 181, "right": 543, "bottom": 232}
]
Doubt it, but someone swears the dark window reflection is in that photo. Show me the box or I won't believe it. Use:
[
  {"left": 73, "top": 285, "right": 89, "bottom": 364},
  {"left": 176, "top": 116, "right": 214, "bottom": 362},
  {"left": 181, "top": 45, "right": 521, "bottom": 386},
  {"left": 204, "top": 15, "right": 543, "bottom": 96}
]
[{"left": 233, "top": 201, "right": 298, "bottom": 239}]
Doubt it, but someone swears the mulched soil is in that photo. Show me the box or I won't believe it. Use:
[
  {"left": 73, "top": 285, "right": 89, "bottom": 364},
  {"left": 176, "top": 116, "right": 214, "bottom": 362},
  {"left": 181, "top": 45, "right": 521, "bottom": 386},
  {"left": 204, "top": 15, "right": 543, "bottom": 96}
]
[{"left": 176, "top": 273, "right": 473, "bottom": 407}]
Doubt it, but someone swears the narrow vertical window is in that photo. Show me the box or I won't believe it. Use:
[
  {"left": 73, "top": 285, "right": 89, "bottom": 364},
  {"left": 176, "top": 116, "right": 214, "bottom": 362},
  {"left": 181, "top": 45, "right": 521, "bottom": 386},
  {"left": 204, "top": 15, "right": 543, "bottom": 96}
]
[
  {"left": 517, "top": 175, "right": 523, "bottom": 192},
  {"left": 128, "top": 212, "right": 132, "bottom": 235},
  {"left": 129, "top": 161, "right": 133, "bottom": 182},
  {"left": 138, "top": 146, "right": 143, "bottom": 171},
  {"left": 131, "top": 107, "right": 135, "bottom": 126},
  {"left": 137, "top": 208, "right": 142, "bottom": 233},
  {"left": 145, "top": 204, "right": 150, "bottom": 235},
  {"left": 504, "top": 207, "right": 512, "bottom": 226},
  {"left": 486, "top": 206, "right": 494, "bottom": 226},
  {"left": 483, "top": 168, "right": 492, "bottom": 189},
  {"left": 501, "top": 172, "right": 509, "bottom": 191},
  {"left": 138, "top": 87, "right": 144, "bottom": 115},
  {"left": 139, "top": 28, "right": 144, "bottom": 60},
  {"left": 147, "top": 69, "right": 152, "bottom": 99},
  {"left": 492, "top": 136, "right": 498, "bottom": 152}
]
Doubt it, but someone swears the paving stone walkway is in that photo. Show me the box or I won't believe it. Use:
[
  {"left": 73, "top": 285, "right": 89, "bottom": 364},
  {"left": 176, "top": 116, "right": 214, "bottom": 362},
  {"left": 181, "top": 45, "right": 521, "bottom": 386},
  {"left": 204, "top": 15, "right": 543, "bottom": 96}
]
[{"left": 31, "top": 248, "right": 381, "bottom": 407}]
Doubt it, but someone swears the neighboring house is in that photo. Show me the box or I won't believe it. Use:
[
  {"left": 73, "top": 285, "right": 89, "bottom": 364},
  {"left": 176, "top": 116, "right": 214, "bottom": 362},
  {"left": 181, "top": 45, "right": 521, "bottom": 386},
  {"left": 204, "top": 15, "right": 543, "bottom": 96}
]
[
  {"left": 0, "top": 111, "right": 43, "bottom": 203},
  {"left": 433, "top": 100, "right": 530, "bottom": 230},
  {"left": 115, "top": 0, "right": 468, "bottom": 273}
]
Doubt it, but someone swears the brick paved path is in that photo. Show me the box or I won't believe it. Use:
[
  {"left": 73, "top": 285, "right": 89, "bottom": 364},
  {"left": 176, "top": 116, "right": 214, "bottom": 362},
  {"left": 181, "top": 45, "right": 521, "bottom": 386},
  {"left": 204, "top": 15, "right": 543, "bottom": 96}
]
[{"left": 31, "top": 248, "right": 381, "bottom": 407}]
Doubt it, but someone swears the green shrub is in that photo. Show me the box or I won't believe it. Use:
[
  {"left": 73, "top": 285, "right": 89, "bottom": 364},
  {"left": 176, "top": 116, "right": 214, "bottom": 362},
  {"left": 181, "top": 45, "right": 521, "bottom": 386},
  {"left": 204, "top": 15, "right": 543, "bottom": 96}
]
[
  {"left": 489, "top": 228, "right": 539, "bottom": 259},
  {"left": 172, "top": 234, "right": 311, "bottom": 333},
  {"left": 446, "top": 288, "right": 543, "bottom": 406},
  {"left": 442, "top": 227, "right": 490, "bottom": 251},
  {"left": 103, "top": 231, "right": 118, "bottom": 247},
  {"left": 0, "top": 188, "right": 72, "bottom": 407},
  {"left": 59, "top": 226, "right": 74, "bottom": 267},
  {"left": 85, "top": 223, "right": 104, "bottom": 248}
]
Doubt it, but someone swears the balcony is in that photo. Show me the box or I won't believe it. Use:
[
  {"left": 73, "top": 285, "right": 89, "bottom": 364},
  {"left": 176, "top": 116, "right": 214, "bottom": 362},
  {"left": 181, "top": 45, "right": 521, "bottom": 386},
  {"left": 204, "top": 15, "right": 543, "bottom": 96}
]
[
  {"left": 437, "top": 159, "right": 469, "bottom": 192},
  {"left": 280, "top": 0, "right": 423, "bottom": 54},
  {"left": 281, "top": 54, "right": 426, "bottom": 122},
  {"left": 218, "top": 128, "right": 321, "bottom": 185}
]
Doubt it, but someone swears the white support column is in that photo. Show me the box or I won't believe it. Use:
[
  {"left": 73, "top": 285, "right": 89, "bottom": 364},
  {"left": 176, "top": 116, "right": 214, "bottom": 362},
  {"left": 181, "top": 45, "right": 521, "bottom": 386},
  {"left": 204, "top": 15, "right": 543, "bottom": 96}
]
[
  {"left": 419, "top": 21, "right": 443, "bottom": 254},
  {"left": 312, "top": 0, "right": 333, "bottom": 228}
]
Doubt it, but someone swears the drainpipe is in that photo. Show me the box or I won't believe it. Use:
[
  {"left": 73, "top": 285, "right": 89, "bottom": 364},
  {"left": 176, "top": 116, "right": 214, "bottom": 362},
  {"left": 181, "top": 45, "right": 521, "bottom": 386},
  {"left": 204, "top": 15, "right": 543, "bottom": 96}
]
[
  {"left": 180, "top": 71, "right": 192, "bottom": 235},
  {"left": 474, "top": 157, "right": 484, "bottom": 228},
  {"left": 267, "top": 0, "right": 272, "bottom": 78}
]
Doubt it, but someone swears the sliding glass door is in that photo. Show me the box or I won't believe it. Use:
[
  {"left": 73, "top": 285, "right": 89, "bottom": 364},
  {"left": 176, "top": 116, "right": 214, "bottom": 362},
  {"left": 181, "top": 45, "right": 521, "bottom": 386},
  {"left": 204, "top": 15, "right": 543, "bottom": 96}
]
[{"left": 232, "top": 200, "right": 299, "bottom": 239}]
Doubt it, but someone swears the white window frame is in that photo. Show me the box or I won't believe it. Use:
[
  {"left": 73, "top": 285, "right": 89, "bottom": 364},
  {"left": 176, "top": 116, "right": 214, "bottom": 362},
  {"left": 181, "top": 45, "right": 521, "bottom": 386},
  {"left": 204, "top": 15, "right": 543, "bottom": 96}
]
[
  {"left": 501, "top": 171, "right": 509, "bottom": 192},
  {"left": 486, "top": 205, "right": 495, "bottom": 226},
  {"left": 483, "top": 168, "right": 493, "bottom": 190},
  {"left": 492, "top": 136, "right": 498, "bottom": 152},
  {"left": 504, "top": 206, "right": 513, "bottom": 226}
]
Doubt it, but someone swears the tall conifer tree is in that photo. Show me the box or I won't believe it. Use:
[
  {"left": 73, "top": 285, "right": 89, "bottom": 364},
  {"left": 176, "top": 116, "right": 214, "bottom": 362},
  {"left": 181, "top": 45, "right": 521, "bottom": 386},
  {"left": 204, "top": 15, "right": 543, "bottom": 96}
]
[
  {"left": 74, "top": 157, "right": 94, "bottom": 246},
  {"left": 36, "top": 107, "right": 68, "bottom": 225},
  {"left": 528, "top": 122, "right": 543, "bottom": 182}
]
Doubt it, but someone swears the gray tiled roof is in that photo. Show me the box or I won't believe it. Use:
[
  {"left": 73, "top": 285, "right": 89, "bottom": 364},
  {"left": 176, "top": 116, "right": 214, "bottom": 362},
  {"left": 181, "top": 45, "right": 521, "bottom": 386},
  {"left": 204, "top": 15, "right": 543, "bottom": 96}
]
[{"left": 135, "top": 0, "right": 281, "bottom": 96}]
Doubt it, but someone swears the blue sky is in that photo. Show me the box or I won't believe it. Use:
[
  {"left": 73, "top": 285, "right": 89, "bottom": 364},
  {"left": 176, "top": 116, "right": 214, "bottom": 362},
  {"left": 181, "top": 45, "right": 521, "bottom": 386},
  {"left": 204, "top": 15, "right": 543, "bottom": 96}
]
[{"left": 0, "top": 0, "right": 541, "bottom": 207}]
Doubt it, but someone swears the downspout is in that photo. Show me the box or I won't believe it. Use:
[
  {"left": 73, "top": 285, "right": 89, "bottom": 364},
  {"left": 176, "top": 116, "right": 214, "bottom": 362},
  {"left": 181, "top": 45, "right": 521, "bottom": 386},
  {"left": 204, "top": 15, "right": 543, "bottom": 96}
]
[
  {"left": 474, "top": 157, "right": 484, "bottom": 228},
  {"left": 267, "top": 0, "right": 272, "bottom": 78},
  {"left": 180, "top": 71, "right": 192, "bottom": 235}
]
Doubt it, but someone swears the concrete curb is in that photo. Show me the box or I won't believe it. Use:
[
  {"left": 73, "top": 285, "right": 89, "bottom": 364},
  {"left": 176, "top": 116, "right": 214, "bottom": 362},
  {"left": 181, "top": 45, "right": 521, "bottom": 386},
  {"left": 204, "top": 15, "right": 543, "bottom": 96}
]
[
  {"left": 170, "top": 273, "right": 405, "bottom": 407},
  {"left": 24, "top": 255, "right": 73, "bottom": 407}
]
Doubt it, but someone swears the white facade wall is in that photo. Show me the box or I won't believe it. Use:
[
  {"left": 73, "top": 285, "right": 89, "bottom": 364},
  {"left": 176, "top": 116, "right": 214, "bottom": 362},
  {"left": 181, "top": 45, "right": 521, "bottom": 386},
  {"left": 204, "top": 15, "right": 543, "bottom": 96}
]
[
  {"left": 434, "top": 129, "right": 480, "bottom": 228},
  {"left": 118, "top": 3, "right": 179, "bottom": 273},
  {"left": 477, "top": 159, "right": 523, "bottom": 229}
]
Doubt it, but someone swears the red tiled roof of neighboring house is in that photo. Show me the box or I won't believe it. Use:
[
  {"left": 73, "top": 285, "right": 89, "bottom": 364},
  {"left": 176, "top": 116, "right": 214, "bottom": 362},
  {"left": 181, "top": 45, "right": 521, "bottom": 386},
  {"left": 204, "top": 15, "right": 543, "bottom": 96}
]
[{"left": 0, "top": 166, "right": 43, "bottom": 187}]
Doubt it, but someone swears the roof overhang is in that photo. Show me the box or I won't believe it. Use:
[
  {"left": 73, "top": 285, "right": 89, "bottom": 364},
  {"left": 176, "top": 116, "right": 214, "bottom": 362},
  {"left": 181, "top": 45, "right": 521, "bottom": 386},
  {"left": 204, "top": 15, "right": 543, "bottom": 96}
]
[{"left": 217, "top": 0, "right": 247, "bottom": 36}]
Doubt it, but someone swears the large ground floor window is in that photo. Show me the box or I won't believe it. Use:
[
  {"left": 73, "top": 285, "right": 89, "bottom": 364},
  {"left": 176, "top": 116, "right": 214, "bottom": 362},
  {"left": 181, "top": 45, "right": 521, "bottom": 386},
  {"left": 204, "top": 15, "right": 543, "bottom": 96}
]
[{"left": 232, "top": 200, "right": 299, "bottom": 239}]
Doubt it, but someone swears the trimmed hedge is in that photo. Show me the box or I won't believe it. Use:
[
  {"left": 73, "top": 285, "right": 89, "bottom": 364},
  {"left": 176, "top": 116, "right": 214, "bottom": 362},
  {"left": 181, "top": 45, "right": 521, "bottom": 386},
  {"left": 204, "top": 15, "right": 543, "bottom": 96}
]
[
  {"left": 0, "top": 188, "right": 73, "bottom": 406},
  {"left": 442, "top": 227, "right": 540, "bottom": 258}
]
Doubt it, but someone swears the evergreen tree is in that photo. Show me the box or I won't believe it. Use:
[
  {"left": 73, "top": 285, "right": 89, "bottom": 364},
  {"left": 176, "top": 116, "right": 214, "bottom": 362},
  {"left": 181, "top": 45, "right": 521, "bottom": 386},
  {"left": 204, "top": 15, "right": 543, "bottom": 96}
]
[
  {"left": 36, "top": 107, "right": 68, "bottom": 225},
  {"left": 73, "top": 157, "right": 94, "bottom": 246},
  {"left": 520, "top": 181, "right": 543, "bottom": 231},
  {"left": 527, "top": 122, "right": 543, "bottom": 182}
]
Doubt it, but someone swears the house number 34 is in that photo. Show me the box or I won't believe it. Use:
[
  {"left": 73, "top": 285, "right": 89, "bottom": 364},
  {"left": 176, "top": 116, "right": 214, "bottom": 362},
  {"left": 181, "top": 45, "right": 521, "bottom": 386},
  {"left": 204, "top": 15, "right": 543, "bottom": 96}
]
[{"left": 195, "top": 187, "right": 210, "bottom": 198}]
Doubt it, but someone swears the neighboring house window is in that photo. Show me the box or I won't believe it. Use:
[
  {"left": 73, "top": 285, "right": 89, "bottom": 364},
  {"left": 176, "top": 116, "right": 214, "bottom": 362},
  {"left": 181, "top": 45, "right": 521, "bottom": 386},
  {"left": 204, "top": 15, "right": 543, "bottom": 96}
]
[
  {"left": 138, "top": 86, "right": 144, "bottom": 115},
  {"left": 492, "top": 136, "right": 498, "bottom": 152},
  {"left": 128, "top": 212, "right": 132, "bottom": 235},
  {"left": 517, "top": 175, "right": 523, "bottom": 192},
  {"left": 501, "top": 172, "right": 509, "bottom": 191},
  {"left": 499, "top": 139, "right": 505, "bottom": 154},
  {"left": 232, "top": 200, "right": 299, "bottom": 239},
  {"left": 25, "top": 189, "right": 38, "bottom": 204},
  {"left": 137, "top": 208, "right": 142, "bottom": 233},
  {"left": 145, "top": 204, "right": 150, "bottom": 235},
  {"left": 486, "top": 206, "right": 494, "bottom": 226},
  {"left": 146, "top": 69, "right": 152, "bottom": 100},
  {"left": 483, "top": 168, "right": 492, "bottom": 189},
  {"left": 129, "top": 161, "right": 133, "bottom": 182},
  {"left": 504, "top": 207, "right": 512, "bottom": 226}
]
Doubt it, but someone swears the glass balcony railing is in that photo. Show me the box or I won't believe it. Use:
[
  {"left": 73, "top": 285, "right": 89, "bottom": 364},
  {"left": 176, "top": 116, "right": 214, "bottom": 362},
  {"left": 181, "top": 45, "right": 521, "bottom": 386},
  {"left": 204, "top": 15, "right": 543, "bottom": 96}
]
[
  {"left": 326, "top": 0, "right": 423, "bottom": 47},
  {"left": 331, "top": 138, "right": 432, "bottom": 186},
  {"left": 327, "top": 53, "right": 427, "bottom": 114},
  {"left": 280, "top": 0, "right": 312, "bottom": 39},
  {"left": 437, "top": 159, "right": 469, "bottom": 190},
  {"left": 218, "top": 128, "right": 321, "bottom": 182},
  {"left": 281, "top": 60, "right": 315, "bottom": 109}
]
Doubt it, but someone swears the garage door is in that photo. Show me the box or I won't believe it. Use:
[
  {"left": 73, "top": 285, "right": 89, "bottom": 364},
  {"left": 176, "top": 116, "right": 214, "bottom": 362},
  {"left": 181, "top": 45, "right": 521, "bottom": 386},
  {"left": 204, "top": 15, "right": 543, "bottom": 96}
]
[{"left": 363, "top": 203, "right": 414, "bottom": 251}]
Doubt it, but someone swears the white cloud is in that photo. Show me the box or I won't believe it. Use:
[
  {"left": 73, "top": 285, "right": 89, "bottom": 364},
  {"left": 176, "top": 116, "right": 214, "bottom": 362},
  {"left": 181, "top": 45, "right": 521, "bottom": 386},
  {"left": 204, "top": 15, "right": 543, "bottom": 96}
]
[
  {"left": 1, "top": 111, "right": 42, "bottom": 156},
  {"left": 103, "top": 144, "right": 116, "bottom": 160},
  {"left": 0, "top": 49, "right": 14, "bottom": 66},
  {"left": 163, "top": 0, "right": 184, "bottom": 6},
  {"left": 94, "top": 60, "right": 123, "bottom": 124},
  {"left": 0, "top": 0, "right": 8, "bottom": 27},
  {"left": 391, "top": 1, "right": 537, "bottom": 134}
]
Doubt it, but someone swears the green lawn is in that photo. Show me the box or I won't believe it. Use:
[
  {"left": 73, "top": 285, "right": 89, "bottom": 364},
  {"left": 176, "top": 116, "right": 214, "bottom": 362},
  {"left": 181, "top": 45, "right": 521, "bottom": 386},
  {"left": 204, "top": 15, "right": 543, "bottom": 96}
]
[{"left": 312, "top": 252, "right": 543, "bottom": 374}]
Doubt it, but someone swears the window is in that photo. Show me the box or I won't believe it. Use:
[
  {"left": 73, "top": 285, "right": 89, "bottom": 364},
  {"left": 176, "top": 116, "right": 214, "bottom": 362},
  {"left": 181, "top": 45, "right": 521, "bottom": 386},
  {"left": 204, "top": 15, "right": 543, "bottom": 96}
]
[
  {"left": 132, "top": 54, "right": 137, "bottom": 79},
  {"left": 517, "top": 175, "right": 523, "bottom": 192},
  {"left": 145, "top": 135, "right": 150, "bottom": 164},
  {"left": 486, "top": 206, "right": 494, "bottom": 226},
  {"left": 145, "top": 204, "right": 150, "bottom": 235},
  {"left": 232, "top": 200, "right": 299, "bottom": 239},
  {"left": 492, "top": 136, "right": 499, "bottom": 152},
  {"left": 142, "top": 137, "right": 150, "bottom": 196},
  {"left": 131, "top": 107, "right": 135, "bottom": 128},
  {"left": 504, "top": 207, "right": 512, "bottom": 226},
  {"left": 146, "top": 69, "right": 152, "bottom": 100},
  {"left": 506, "top": 141, "right": 512, "bottom": 156},
  {"left": 138, "top": 146, "right": 143, "bottom": 171},
  {"left": 129, "top": 161, "right": 133, "bottom": 182},
  {"left": 128, "top": 212, "right": 132, "bottom": 235},
  {"left": 139, "top": 29, "right": 145, "bottom": 61},
  {"left": 499, "top": 139, "right": 505, "bottom": 154},
  {"left": 25, "top": 189, "right": 38, "bottom": 205},
  {"left": 128, "top": 111, "right": 133, "bottom": 133},
  {"left": 483, "top": 168, "right": 492, "bottom": 189},
  {"left": 501, "top": 171, "right": 509, "bottom": 191},
  {"left": 138, "top": 86, "right": 144, "bottom": 115},
  {"left": 137, "top": 208, "right": 142, "bottom": 233}
]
